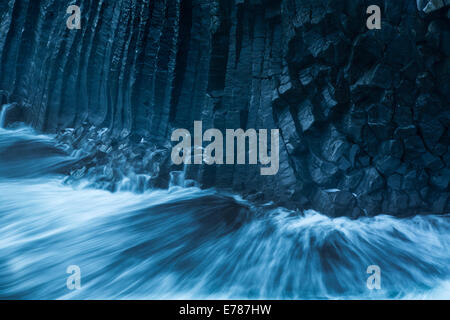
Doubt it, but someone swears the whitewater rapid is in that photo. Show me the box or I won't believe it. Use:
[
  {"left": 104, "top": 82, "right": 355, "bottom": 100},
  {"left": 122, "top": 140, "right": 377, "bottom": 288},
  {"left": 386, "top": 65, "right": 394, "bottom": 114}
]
[{"left": 0, "top": 125, "right": 448, "bottom": 299}]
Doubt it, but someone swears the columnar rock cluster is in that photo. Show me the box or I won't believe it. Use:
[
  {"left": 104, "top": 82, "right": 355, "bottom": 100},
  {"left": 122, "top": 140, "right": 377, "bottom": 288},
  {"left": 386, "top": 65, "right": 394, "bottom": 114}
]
[
  {"left": 56, "top": 124, "right": 173, "bottom": 192},
  {"left": 0, "top": 0, "right": 448, "bottom": 216},
  {"left": 273, "top": 0, "right": 450, "bottom": 216}
]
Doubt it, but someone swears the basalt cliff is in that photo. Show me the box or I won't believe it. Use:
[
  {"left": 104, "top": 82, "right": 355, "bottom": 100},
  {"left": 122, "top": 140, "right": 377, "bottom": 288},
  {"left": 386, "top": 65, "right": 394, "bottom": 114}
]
[{"left": 0, "top": 0, "right": 449, "bottom": 217}]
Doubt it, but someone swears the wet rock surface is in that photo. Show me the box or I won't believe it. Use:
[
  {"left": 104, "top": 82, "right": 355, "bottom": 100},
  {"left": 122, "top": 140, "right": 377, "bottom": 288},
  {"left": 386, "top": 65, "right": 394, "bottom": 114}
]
[
  {"left": 0, "top": 0, "right": 449, "bottom": 217},
  {"left": 55, "top": 124, "right": 173, "bottom": 193}
]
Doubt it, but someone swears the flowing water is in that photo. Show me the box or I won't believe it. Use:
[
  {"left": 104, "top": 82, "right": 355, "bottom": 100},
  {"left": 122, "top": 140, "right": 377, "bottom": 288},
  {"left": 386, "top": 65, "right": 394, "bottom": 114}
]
[
  {"left": 0, "top": 124, "right": 449, "bottom": 299},
  {"left": 0, "top": 104, "right": 12, "bottom": 129}
]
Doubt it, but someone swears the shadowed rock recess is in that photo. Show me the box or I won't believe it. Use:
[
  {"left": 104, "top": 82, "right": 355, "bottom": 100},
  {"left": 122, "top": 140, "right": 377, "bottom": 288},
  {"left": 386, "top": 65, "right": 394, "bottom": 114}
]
[{"left": 0, "top": 0, "right": 449, "bottom": 217}]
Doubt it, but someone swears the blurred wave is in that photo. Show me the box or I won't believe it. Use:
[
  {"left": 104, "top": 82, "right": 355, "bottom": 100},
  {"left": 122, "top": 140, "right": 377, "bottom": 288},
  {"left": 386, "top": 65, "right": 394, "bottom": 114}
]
[{"left": 0, "top": 126, "right": 449, "bottom": 299}]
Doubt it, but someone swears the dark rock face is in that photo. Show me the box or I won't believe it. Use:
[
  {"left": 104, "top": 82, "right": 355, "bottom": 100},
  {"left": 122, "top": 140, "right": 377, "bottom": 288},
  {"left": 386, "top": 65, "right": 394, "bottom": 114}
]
[{"left": 0, "top": 0, "right": 449, "bottom": 217}]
